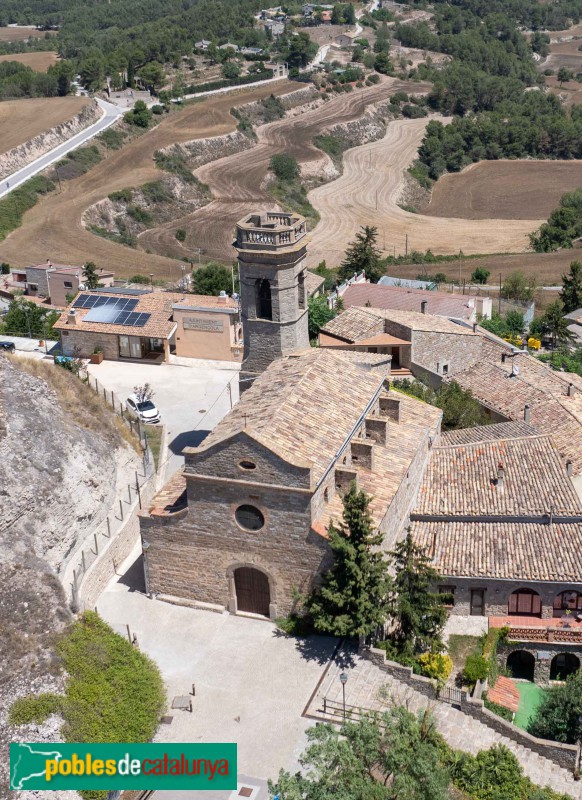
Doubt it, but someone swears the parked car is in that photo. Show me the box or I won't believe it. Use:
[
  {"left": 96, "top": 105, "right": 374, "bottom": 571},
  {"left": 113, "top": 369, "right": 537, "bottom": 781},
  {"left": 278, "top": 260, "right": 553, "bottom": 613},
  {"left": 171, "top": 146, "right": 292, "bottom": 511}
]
[
  {"left": 0, "top": 341, "right": 15, "bottom": 353},
  {"left": 126, "top": 394, "right": 161, "bottom": 424}
]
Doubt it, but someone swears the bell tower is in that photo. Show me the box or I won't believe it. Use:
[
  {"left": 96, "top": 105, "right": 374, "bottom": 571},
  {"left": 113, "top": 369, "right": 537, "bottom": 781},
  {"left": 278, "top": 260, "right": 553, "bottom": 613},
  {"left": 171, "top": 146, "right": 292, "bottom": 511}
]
[{"left": 234, "top": 211, "right": 310, "bottom": 389}]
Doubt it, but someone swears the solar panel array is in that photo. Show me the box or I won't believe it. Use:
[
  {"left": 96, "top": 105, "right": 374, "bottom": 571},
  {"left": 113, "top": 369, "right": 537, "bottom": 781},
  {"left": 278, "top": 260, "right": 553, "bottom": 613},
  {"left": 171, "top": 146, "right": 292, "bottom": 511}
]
[
  {"left": 73, "top": 294, "right": 139, "bottom": 311},
  {"left": 74, "top": 294, "right": 151, "bottom": 328}
]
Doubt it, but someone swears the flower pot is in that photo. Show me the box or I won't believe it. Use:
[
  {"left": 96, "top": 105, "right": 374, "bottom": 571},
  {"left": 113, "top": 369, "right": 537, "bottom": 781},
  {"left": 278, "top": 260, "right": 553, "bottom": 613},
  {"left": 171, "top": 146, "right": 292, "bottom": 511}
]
[{"left": 90, "top": 352, "right": 104, "bottom": 364}]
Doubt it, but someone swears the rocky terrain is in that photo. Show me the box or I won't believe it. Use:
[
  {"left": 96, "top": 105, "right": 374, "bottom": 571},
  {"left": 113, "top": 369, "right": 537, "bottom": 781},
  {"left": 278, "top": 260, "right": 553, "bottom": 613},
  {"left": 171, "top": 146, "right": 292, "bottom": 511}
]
[{"left": 0, "top": 355, "right": 139, "bottom": 799}]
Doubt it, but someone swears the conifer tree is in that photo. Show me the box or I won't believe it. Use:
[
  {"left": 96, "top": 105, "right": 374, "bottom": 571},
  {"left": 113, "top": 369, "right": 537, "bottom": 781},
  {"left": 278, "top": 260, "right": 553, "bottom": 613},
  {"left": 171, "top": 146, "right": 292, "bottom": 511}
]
[
  {"left": 83, "top": 261, "right": 99, "bottom": 290},
  {"left": 338, "top": 226, "right": 383, "bottom": 284},
  {"left": 560, "top": 260, "right": 582, "bottom": 313},
  {"left": 308, "top": 484, "right": 391, "bottom": 638}
]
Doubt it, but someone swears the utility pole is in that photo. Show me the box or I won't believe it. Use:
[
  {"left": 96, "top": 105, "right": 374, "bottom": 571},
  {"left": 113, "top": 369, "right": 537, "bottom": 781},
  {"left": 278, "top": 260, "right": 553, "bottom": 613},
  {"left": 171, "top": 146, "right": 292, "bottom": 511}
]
[
  {"left": 499, "top": 272, "right": 502, "bottom": 314},
  {"left": 405, "top": 234, "right": 408, "bottom": 256},
  {"left": 458, "top": 250, "right": 462, "bottom": 286}
]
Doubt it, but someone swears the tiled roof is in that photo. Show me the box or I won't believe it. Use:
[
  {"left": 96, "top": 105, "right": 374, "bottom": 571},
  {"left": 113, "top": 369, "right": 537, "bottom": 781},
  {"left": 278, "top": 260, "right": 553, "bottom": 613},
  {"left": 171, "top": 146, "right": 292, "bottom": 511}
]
[
  {"left": 321, "top": 307, "right": 385, "bottom": 342},
  {"left": 193, "top": 349, "right": 388, "bottom": 480},
  {"left": 441, "top": 421, "right": 539, "bottom": 446},
  {"left": 343, "top": 283, "right": 478, "bottom": 320},
  {"left": 449, "top": 336, "right": 582, "bottom": 473},
  {"left": 305, "top": 270, "right": 325, "bottom": 296},
  {"left": 411, "top": 519, "right": 582, "bottom": 582},
  {"left": 416, "top": 432, "right": 580, "bottom": 517},
  {"left": 173, "top": 294, "right": 238, "bottom": 310},
  {"left": 368, "top": 306, "right": 477, "bottom": 335},
  {"left": 486, "top": 677, "right": 519, "bottom": 714}
]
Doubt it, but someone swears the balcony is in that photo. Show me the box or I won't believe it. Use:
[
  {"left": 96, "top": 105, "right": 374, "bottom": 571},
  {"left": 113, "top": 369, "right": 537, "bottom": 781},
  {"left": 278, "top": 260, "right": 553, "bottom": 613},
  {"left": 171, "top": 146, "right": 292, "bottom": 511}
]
[
  {"left": 235, "top": 212, "right": 307, "bottom": 252},
  {"left": 489, "top": 615, "right": 582, "bottom": 644}
]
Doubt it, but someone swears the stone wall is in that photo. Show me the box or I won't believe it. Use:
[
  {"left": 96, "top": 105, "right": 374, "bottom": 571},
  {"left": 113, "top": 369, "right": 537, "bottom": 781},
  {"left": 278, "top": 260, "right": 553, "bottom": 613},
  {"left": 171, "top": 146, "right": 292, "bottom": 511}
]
[
  {"left": 26, "top": 266, "right": 51, "bottom": 297},
  {"left": 498, "top": 641, "right": 582, "bottom": 684},
  {"left": 167, "top": 130, "right": 255, "bottom": 171},
  {"left": 60, "top": 327, "right": 119, "bottom": 359},
  {"left": 412, "top": 330, "right": 481, "bottom": 377},
  {"left": 364, "top": 647, "right": 578, "bottom": 770},
  {"left": 0, "top": 101, "right": 101, "bottom": 180}
]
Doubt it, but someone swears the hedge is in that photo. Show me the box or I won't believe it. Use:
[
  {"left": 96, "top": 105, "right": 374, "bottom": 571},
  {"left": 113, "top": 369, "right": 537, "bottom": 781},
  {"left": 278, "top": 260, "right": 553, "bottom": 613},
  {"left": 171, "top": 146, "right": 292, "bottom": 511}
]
[{"left": 184, "top": 70, "right": 273, "bottom": 95}]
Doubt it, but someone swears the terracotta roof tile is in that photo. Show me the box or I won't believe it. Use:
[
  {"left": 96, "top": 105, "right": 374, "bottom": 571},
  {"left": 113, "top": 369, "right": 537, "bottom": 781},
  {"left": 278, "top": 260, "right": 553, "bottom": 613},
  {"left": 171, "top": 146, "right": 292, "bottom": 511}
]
[{"left": 343, "top": 283, "right": 479, "bottom": 320}]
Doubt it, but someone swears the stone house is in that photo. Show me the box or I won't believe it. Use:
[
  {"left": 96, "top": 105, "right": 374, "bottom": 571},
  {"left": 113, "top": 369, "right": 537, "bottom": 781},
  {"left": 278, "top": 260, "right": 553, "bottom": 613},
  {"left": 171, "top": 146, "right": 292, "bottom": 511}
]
[
  {"left": 140, "top": 348, "right": 442, "bottom": 617},
  {"left": 24, "top": 261, "right": 114, "bottom": 305}
]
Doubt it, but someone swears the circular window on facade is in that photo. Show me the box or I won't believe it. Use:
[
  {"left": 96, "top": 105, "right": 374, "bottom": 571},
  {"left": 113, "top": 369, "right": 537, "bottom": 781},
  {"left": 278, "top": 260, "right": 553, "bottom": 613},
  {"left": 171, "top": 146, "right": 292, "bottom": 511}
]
[
  {"left": 239, "top": 459, "right": 256, "bottom": 471},
  {"left": 235, "top": 504, "right": 265, "bottom": 531}
]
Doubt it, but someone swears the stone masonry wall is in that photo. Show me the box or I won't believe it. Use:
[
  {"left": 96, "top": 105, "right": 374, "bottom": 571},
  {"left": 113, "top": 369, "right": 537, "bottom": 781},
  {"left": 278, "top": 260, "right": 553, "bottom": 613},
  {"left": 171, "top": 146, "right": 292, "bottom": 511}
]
[
  {"left": 497, "top": 641, "right": 582, "bottom": 684},
  {"left": 0, "top": 101, "right": 101, "bottom": 180},
  {"left": 412, "top": 330, "right": 481, "bottom": 377},
  {"left": 60, "top": 328, "right": 119, "bottom": 359},
  {"left": 364, "top": 647, "right": 578, "bottom": 770}
]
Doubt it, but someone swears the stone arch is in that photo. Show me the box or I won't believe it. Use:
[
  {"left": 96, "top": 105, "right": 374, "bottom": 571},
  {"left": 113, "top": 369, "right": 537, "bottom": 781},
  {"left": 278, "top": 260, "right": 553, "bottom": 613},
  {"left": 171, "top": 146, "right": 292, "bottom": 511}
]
[
  {"left": 553, "top": 590, "right": 582, "bottom": 617},
  {"left": 508, "top": 587, "right": 542, "bottom": 617},
  {"left": 550, "top": 653, "right": 580, "bottom": 681},
  {"left": 256, "top": 278, "right": 272, "bottom": 320},
  {"left": 507, "top": 650, "right": 535, "bottom": 681},
  {"left": 226, "top": 562, "right": 277, "bottom": 619}
]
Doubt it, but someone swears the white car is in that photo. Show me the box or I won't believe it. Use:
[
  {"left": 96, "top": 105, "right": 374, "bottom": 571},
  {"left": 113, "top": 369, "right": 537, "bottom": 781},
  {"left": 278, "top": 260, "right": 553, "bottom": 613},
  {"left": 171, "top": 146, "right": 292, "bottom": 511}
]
[{"left": 126, "top": 394, "right": 161, "bottom": 424}]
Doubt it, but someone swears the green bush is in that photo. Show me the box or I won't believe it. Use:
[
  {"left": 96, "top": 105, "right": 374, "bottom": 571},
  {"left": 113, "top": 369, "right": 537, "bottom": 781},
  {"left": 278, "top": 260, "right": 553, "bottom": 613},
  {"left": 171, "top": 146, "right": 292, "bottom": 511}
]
[
  {"left": 0, "top": 175, "right": 55, "bottom": 241},
  {"left": 9, "top": 693, "right": 63, "bottom": 725},
  {"left": 463, "top": 654, "right": 489, "bottom": 686},
  {"left": 416, "top": 652, "right": 453, "bottom": 682},
  {"left": 141, "top": 180, "right": 171, "bottom": 204},
  {"left": 175, "top": 228, "right": 187, "bottom": 242},
  {"left": 270, "top": 153, "right": 300, "bottom": 182},
  {"left": 483, "top": 695, "right": 513, "bottom": 722},
  {"left": 275, "top": 614, "right": 314, "bottom": 636},
  {"left": 130, "top": 274, "right": 152, "bottom": 284},
  {"left": 127, "top": 205, "right": 153, "bottom": 226},
  {"left": 108, "top": 188, "right": 133, "bottom": 203},
  {"left": 97, "top": 129, "right": 125, "bottom": 150}
]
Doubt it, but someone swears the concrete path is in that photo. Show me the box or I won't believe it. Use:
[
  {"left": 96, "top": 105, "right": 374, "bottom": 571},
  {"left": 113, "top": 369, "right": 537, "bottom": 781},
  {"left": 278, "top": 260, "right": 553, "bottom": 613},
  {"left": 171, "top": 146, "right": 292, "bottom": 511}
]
[
  {"left": 307, "top": 652, "right": 582, "bottom": 798},
  {"left": 97, "top": 578, "right": 337, "bottom": 782},
  {"left": 0, "top": 98, "right": 123, "bottom": 199}
]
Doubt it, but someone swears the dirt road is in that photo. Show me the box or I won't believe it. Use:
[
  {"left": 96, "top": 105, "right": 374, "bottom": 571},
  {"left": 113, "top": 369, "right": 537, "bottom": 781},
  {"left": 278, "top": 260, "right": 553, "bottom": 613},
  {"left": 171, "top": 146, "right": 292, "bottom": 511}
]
[
  {"left": 139, "top": 78, "right": 430, "bottom": 264},
  {"left": 0, "top": 81, "right": 298, "bottom": 276},
  {"left": 306, "top": 118, "right": 543, "bottom": 265}
]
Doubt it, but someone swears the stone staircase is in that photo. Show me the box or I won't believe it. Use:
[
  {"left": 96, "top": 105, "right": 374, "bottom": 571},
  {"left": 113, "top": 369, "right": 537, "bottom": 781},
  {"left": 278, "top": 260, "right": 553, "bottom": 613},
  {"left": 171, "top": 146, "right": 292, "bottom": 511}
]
[
  {"left": 390, "top": 366, "right": 412, "bottom": 378},
  {"left": 306, "top": 654, "right": 582, "bottom": 798}
]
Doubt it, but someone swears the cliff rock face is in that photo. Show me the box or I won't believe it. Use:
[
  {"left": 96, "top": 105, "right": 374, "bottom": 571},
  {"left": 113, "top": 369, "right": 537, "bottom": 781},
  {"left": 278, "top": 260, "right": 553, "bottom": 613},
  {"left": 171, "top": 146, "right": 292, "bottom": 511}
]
[
  {"left": 0, "top": 101, "right": 101, "bottom": 180},
  {"left": 0, "top": 356, "right": 137, "bottom": 800}
]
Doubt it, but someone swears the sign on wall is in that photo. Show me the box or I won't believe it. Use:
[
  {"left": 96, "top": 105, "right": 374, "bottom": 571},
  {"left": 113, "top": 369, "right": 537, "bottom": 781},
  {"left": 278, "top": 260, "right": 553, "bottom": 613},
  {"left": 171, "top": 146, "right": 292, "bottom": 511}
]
[{"left": 183, "top": 316, "right": 224, "bottom": 333}]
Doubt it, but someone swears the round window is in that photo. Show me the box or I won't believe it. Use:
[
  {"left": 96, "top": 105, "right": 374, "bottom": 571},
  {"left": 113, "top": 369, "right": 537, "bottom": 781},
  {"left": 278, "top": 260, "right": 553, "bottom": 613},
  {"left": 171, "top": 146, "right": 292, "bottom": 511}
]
[
  {"left": 235, "top": 504, "right": 265, "bottom": 531},
  {"left": 239, "top": 459, "right": 256, "bottom": 471}
]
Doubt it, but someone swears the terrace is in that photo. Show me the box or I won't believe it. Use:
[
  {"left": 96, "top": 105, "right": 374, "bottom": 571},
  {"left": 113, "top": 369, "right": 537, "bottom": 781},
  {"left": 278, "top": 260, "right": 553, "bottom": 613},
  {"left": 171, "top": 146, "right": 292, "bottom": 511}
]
[
  {"left": 489, "top": 615, "right": 582, "bottom": 644},
  {"left": 235, "top": 212, "right": 307, "bottom": 251}
]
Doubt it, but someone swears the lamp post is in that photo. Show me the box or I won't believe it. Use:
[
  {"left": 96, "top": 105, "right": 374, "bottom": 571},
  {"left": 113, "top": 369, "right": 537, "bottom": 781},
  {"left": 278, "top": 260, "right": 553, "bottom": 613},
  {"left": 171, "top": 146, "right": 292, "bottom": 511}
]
[
  {"left": 340, "top": 672, "right": 348, "bottom": 721},
  {"left": 150, "top": 273, "right": 154, "bottom": 293}
]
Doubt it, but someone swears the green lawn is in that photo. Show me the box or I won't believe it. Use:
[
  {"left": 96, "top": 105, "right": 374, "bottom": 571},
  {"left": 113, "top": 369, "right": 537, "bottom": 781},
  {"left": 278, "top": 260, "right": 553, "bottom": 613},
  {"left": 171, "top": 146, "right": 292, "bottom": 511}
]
[
  {"left": 447, "top": 634, "right": 482, "bottom": 685},
  {"left": 514, "top": 682, "right": 546, "bottom": 730}
]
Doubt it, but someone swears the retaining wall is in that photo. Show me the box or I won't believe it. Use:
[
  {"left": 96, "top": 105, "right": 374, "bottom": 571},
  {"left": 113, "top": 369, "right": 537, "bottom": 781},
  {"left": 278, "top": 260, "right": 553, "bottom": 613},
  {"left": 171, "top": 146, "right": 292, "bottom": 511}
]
[{"left": 364, "top": 646, "right": 578, "bottom": 770}]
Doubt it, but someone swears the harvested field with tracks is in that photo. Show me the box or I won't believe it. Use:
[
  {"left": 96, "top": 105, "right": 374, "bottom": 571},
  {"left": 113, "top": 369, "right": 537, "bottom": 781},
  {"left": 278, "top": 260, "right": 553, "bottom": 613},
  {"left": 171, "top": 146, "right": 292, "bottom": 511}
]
[
  {"left": 0, "top": 26, "right": 56, "bottom": 42},
  {"left": 306, "top": 118, "right": 541, "bottom": 266},
  {"left": 0, "top": 51, "right": 58, "bottom": 72},
  {"left": 0, "top": 96, "right": 92, "bottom": 154},
  {"left": 424, "top": 160, "right": 582, "bottom": 220},
  {"left": 0, "top": 81, "right": 300, "bottom": 276}
]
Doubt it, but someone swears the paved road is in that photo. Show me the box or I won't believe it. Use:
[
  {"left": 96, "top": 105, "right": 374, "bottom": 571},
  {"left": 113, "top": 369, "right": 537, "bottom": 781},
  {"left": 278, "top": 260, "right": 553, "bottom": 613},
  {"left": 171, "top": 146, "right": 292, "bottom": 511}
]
[{"left": 0, "top": 97, "right": 123, "bottom": 199}]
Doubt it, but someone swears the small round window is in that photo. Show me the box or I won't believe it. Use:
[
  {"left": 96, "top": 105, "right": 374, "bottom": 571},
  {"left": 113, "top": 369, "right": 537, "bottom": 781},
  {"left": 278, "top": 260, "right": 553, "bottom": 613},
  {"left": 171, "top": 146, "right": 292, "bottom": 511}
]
[
  {"left": 235, "top": 504, "right": 265, "bottom": 531},
  {"left": 239, "top": 459, "right": 256, "bottom": 471}
]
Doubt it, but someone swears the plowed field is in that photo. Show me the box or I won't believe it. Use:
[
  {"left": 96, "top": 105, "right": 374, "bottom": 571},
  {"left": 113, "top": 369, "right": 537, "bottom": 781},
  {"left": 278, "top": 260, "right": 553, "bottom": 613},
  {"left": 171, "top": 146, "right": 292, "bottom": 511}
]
[
  {"left": 0, "top": 51, "right": 57, "bottom": 71},
  {"left": 0, "top": 96, "right": 92, "bottom": 154},
  {"left": 424, "top": 160, "right": 582, "bottom": 220}
]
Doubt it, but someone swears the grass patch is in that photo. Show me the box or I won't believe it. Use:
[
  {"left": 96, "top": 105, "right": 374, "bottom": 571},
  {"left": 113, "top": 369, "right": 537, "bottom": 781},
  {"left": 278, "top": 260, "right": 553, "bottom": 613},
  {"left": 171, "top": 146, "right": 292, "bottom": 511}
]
[
  {"left": 483, "top": 694, "right": 514, "bottom": 722},
  {"left": 96, "top": 128, "right": 126, "bottom": 150},
  {"left": 154, "top": 149, "right": 197, "bottom": 183},
  {"left": 55, "top": 145, "right": 102, "bottom": 180},
  {"left": 108, "top": 187, "right": 133, "bottom": 203},
  {"left": 447, "top": 634, "right": 481, "bottom": 680},
  {"left": 88, "top": 223, "right": 137, "bottom": 248},
  {"left": 269, "top": 180, "right": 319, "bottom": 229},
  {"left": 143, "top": 424, "right": 163, "bottom": 469},
  {"left": 9, "top": 693, "right": 63, "bottom": 725},
  {"left": 515, "top": 682, "right": 547, "bottom": 730},
  {"left": 0, "top": 174, "right": 55, "bottom": 241},
  {"left": 314, "top": 133, "right": 346, "bottom": 170}
]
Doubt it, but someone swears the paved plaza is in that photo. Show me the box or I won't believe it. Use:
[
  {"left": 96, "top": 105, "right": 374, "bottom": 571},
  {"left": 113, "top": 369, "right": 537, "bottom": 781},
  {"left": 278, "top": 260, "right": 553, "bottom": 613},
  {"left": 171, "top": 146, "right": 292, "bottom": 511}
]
[{"left": 98, "top": 564, "right": 337, "bottom": 785}]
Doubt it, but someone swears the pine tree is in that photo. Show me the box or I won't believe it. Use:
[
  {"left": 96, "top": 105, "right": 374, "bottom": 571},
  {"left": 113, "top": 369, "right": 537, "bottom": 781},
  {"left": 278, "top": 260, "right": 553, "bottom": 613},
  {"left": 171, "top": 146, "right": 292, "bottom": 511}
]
[
  {"left": 542, "top": 299, "right": 575, "bottom": 349},
  {"left": 389, "top": 530, "right": 447, "bottom": 656},
  {"left": 338, "top": 226, "right": 383, "bottom": 284},
  {"left": 83, "top": 261, "right": 99, "bottom": 290},
  {"left": 560, "top": 260, "right": 582, "bottom": 313},
  {"left": 308, "top": 484, "right": 391, "bottom": 638}
]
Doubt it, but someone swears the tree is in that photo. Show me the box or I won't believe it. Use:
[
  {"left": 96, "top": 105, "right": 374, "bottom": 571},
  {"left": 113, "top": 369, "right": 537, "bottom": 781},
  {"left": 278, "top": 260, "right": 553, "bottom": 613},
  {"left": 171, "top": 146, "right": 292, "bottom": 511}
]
[
  {"left": 270, "top": 708, "right": 450, "bottom": 800},
  {"left": 501, "top": 270, "right": 536, "bottom": 303},
  {"left": 436, "top": 380, "right": 489, "bottom": 430},
  {"left": 138, "top": 61, "right": 165, "bottom": 93},
  {"left": 308, "top": 484, "right": 392, "bottom": 638},
  {"left": 338, "top": 226, "right": 383, "bottom": 284},
  {"left": 134, "top": 383, "right": 154, "bottom": 404},
  {"left": 286, "top": 32, "right": 318, "bottom": 68},
  {"left": 124, "top": 100, "right": 151, "bottom": 128},
  {"left": 344, "top": 3, "right": 356, "bottom": 24},
  {"left": 558, "top": 66, "right": 574, "bottom": 86},
  {"left": 270, "top": 154, "right": 299, "bottom": 182},
  {"left": 307, "top": 295, "right": 335, "bottom": 340},
  {"left": 388, "top": 531, "right": 447, "bottom": 657},
  {"left": 175, "top": 228, "right": 186, "bottom": 242},
  {"left": 374, "top": 51, "right": 393, "bottom": 75},
  {"left": 221, "top": 61, "right": 241, "bottom": 80},
  {"left": 192, "top": 262, "right": 233, "bottom": 295},
  {"left": 1, "top": 298, "right": 59, "bottom": 339},
  {"left": 83, "top": 261, "right": 99, "bottom": 290},
  {"left": 471, "top": 266, "right": 490, "bottom": 285},
  {"left": 560, "top": 260, "right": 582, "bottom": 313},
  {"left": 1, "top": 262, "right": 9, "bottom": 274},
  {"left": 542, "top": 300, "right": 574, "bottom": 349},
  {"left": 528, "top": 671, "right": 582, "bottom": 743}
]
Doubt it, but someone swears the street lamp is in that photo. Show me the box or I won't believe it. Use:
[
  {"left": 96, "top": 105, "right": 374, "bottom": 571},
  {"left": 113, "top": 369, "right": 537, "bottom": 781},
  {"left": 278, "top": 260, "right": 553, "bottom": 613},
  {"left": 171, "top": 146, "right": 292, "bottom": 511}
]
[
  {"left": 340, "top": 672, "right": 348, "bottom": 721},
  {"left": 150, "top": 273, "right": 154, "bottom": 293}
]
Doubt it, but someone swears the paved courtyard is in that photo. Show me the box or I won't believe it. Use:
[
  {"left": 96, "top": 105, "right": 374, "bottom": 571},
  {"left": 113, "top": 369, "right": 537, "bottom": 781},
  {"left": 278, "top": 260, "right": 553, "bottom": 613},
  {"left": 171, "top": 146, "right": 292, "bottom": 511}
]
[
  {"left": 97, "top": 565, "right": 337, "bottom": 787},
  {"left": 87, "top": 358, "right": 240, "bottom": 478},
  {"left": 307, "top": 650, "right": 582, "bottom": 798}
]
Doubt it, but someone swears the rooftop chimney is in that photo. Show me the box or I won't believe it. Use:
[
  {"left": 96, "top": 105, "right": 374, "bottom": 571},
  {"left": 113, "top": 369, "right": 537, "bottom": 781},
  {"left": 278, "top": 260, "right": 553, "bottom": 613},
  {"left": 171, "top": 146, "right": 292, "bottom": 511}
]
[
  {"left": 568, "top": 383, "right": 576, "bottom": 397},
  {"left": 501, "top": 353, "right": 507, "bottom": 363},
  {"left": 67, "top": 309, "right": 77, "bottom": 326},
  {"left": 218, "top": 290, "right": 228, "bottom": 305},
  {"left": 567, "top": 460, "right": 574, "bottom": 477},
  {"left": 496, "top": 463, "right": 505, "bottom": 489},
  {"left": 473, "top": 322, "right": 478, "bottom": 333},
  {"left": 524, "top": 404, "right": 530, "bottom": 423},
  {"left": 421, "top": 300, "right": 428, "bottom": 314}
]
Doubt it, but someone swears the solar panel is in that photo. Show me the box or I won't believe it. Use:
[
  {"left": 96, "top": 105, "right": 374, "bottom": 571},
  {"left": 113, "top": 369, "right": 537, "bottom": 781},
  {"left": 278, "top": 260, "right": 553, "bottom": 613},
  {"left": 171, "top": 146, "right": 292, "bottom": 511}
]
[
  {"left": 123, "top": 312, "right": 151, "bottom": 327},
  {"left": 84, "top": 306, "right": 121, "bottom": 323},
  {"left": 115, "top": 311, "right": 131, "bottom": 325},
  {"left": 73, "top": 294, "right": 139, "bottom": 311}
]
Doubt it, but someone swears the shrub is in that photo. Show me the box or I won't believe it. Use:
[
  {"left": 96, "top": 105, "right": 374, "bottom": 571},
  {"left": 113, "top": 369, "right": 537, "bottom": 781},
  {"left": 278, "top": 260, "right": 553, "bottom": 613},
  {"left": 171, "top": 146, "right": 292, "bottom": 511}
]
[
  {"left": 127, "top": 205, "right": 153, "bottom": 226},
  {"left": 416, "top": 652, "right": 453, "bottom": 682},
  {"left": 97, "top": 128, "right": 125, "bottom": 150},
  {"left": 130, "top": 274, "right": 152, "bottom": 284},
  {"left": 270, "top": 153, "right": 300, "bottom": 182},
  {"left": 108, "top": 188, "right": 133, "bottom": 203},
  {"left": 275, "top": 614, "right": 314, "bottom": 636},
  {"left": 141, "top": 180, "right": 171, "bottom": 204},
  {"left": 175, "top": 228, "right": 187, "bottom": 242},
  {"left": 9, "top": 693, "right": 63, "bottom": 725},
  {"left": 151, "top": 104, "right": 165, "bottom": 115},
  {"left": 366, "top": 73, "right": 380, "bottom": 85},
  {"left": 463, "top": 654, "right": 489, "bottom": 686},
  {"left": 483, "top": 695, "right": 513, "bottom": 722}
]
